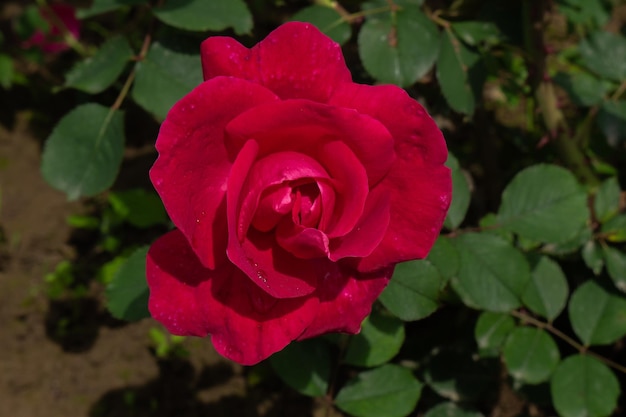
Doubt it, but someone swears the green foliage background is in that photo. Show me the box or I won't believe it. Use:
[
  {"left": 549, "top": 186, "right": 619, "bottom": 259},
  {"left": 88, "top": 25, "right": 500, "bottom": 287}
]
[{"left": 4, "top": 0, "right": 626, "bottom": 416}]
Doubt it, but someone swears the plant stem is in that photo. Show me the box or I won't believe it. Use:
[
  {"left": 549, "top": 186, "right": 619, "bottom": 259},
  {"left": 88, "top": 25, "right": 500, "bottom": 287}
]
[{"left": 510, "top": 310, "right": 626, "bottom": 374}]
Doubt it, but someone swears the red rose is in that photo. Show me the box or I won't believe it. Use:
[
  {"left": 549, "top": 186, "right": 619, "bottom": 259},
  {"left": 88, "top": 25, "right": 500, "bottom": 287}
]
[
  {"left": 22, "top": 4, "right": 80, "bottom": 53},
  {"left": 147, "top": 22, "right": 451, "bottom": 365}
]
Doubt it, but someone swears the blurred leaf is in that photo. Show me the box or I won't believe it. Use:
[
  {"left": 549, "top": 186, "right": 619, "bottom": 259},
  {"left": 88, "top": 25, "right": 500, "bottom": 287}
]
[
  {"left": 551, "top": 354, "right": 619, "bottom": 417},
  {"left": 97, "top": 255, "right": 127, "bottom": 285},
  {"left": 452, "top": 233, "right": 530, "bottom": 312},
  {"left": 153, "top": 0, "right": 252, "bottom": 35},
  {"left": 552, "top": 71, "right": 612, "bottom": 107},
  {"left": 270, "top": 338, "right": 331, "bottom": 397},
  {"left": 603, "top": 245, "right": 626, "bottom": 292},
  {"left": 522, "top": 256, "right": 569, "bottom": 321},
  {"left": 291, "top": 5, "right": 350, "bottom": 45},
  {"left": 426, "top": 236, "right": 460, "bottom": 286},
  {"left": 451, "top": 21, "right": 502, "bottom": 48},
  {"left": 67, "top": 214, "right": 100, "bottom": 229},
  {"left": 15, "top": 5, "right": 49, "bottom": 39},
  {"left": 132, "top": 41, "right": 202, "bottom": 119},
  {"left": 444, "top": 153, "right": 471, "bottom": 230},
  {"left": 556, "top": 0, "right": 610, "bottom": 28},
  {"left": 422, "top": 347, "right": 497, "bottom": 401},
  {"left": 497, "top": 164, "right": 589, "bottom": 244},
  {"left": 41, "top": 104, "right": 124, "bottom": 200},
  {"left": 582, "top": 240, "right": 604, "bottom": 275},
  {"left": 601, "top": 214, "right": 626, "bottom": 242},
  {"left": 379, "top": 259, "right": 442, "bottom": 321},
  {"left": 437, "top": 30, "right": 480, "bottom": 115},
  {"left": 0, "top": 54, "right": 13, "bottom": 89},
  {"left": 78, "top": 0, "right": 147, "bottom": 19},
  {"left": 594, "top": 177, "right": 621, "bottom": 223},
  {"left": 503, "top": 327, "right": 560, "bottom": 384},
  {"left": 424, "top": 402, "right": 484, "bottom": 417},
  {"left": 579, "top": 31, "right": 626, "bottom": 82},
  {"left": 335, "top": 364, "right": 422, "bottom": 417},
  {"left": 597, "top": 100, "right": 626, "bottom": 147},
  {"left": 358, "top": 0, "right": 440, "bottom": 87},
  {"left": 65, "top": 36, "right": 133, "bottom": 94},
  {"left": 106, "top": 246, "right": 150, "bottom": 321},
  {"left": 474, "top": 312, "right": 516, "bottom": 357},
  {"left": 344, "top": 310, "right": 405, "bottom": 367},
  {"left": 108, "top": 189, "right": 168, "bottom": 229},
  {"left": 568, "top": 280, "right": 626, "bottom": 345}
]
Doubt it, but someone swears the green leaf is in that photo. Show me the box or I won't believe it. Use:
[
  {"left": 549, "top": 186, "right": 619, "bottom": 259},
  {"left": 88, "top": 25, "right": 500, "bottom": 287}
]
[
  {"left": 601, "top": 214, "right": 626, "bottom": 242},
  {"left": 424, "top": 403, "right": 484, "bottom": 417},
  {"left": 108, "top": 189, "right": 168, "bottom": 229},
  {"left": 358, "top": 0, "right": 440, "bottom": 87},
  {"left": 64, "top": 36, "right": 133, "bottom": 94},
  {"left": 451, "top": 233, "right": 530, "bottom": 312},
  {"left": 131, "top": 41, "right": 202, "bottom": 120},
  {"left": 497, "top": 164, "right": 589, "bottom": 244},
  {"left": 603, "top": 245, "right": 626, "bottom": 292},
  {"left": 582, "top": 240, "right": 604, "bottom": 275},
  {"left": 552, "top": 71, "right": 612, "bottom": 107},
  {"left": 41, "top": 104, "right": 124, "bottom": 200},
  {"left": 568, "top": 280, "right": 626, "bottom": 345},
  {"left": 503, "top": 327, "right": 560, "bottom": 384},
  {"left": 270, "top": 338, "right": 330, "bottom": 397},
  {"left": 522, "top": 256, "right": 569, "bottom": 321},
  {"left": 597, "top": 100, "right": 626, "bottom": 147},
  {"left": 153, "top": 0, "right": 252, "bottom": 35},
  {"left": 426, "top": 236, "right": 460, "bottom": 286},
  {"left": 594, "top": 177, "right": 621, "bottom": 223},
  {"left": 550, "top": 354, "right": 619, "bottom": 417},
  {"left": 106, "top": 246, "right": 150, "bottom": 321},
  {"left": 335, "top": 364, "right": 422, "bottom": 417},
  {"left": 437, "top": 30, "right": 480, "bottom": 115},
  {"left": 291, "top": 5, "right": 351, "bottom": 45},
  {"left": 379, "top": 259, "right": 442, "bottom": 321},
  {"left": 422, "top": 347, "right": 497, "bottom": 401},
  {"left": 344, "top": 310, "right": 405, "bottom": 367},
  {"left": 77, "top": 0, "right": 147, "bottom": 19},
  {"left": 451, "top": 21, "right": 502, "bottom": 48},
  {"left": 444, "top": 153, "right": 471, "bottom": 230},
  {"left": 0, "top": 54, "right": 14, "bottom": 89},
  {"left": 579, "top": 31, "right": 626, "bottom": 82},
  {"left": 556, "top": 0, "right": 610, "bottom": 28},
  {"left": 474, "top": 312, "right": 516, "bottom": 357}
]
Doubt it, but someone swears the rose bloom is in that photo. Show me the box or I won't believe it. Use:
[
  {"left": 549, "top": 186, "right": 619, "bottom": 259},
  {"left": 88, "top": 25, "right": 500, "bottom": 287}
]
[
  {"left": 22, "top": 4, "right": 80, "bottom": 53},
  {"left": 147, "top": 22, "right": 451, "bottom": 365}
]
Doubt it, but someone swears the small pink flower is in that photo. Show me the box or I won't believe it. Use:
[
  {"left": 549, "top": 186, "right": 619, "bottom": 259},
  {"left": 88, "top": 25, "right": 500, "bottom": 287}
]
[
  {"left": 23, "top": 4, "right": 80, "bottom": 53},
  {"left": 147, "top": 22, "right": 451, "bottom": 365}
]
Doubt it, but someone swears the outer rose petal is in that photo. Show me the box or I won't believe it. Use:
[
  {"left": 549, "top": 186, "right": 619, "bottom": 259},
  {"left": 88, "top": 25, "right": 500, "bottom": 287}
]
[
  {"left": 201, "top": 22, "right": 351, "bottom": 102},
  {"left": 226, "top": 99, "right": 395, "bottom": 186},
  {"left": 298, "top": 267, "right": 393, "bottom": 339},
  {"left": 147, "top": 230, "right": 319, "bottom": 365},
  {"left": 150, "top": 77, "right": 279, "bottom": 269},
  {"left": 329, "top": 83, "right": 452, "bottom": 270}
]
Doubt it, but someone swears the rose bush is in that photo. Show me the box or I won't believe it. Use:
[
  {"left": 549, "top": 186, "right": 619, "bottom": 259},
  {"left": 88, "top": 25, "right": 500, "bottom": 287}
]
[{"left": 147, "top": 22, "right": 451, "bottom": 365}]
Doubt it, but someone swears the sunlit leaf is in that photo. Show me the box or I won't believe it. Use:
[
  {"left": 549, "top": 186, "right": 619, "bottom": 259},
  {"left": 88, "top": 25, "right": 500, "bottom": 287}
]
[
  {"left": 497, "top": 164, "right": 589, "bottom": 244},
  {"left": 503, "top": 327, "right": 560, "bottom": 384},
  {"left": 41, "top": 104, "right": 124, "bottom": 200},
  {"left": 335, "top": 364, "right": 422, "bottom": 417},
  {"left": 474, "top": 312, "right": 515, "bottom": 357},
  {"left": 551, "top": 354, "right": 619, "bottom": 417}
]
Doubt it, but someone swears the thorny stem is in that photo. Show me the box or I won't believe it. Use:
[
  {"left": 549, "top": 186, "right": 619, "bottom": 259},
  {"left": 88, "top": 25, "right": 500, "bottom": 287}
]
[{"left": 510, "top": 310, "right": 626, "bottom": 375}]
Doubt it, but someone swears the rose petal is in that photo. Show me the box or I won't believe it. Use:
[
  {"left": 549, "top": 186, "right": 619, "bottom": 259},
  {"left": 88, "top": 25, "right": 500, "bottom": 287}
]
[
  {"left": 226, "top": 99, "right": 395, "bottom": 186},
  {"left": 150, "top": 77, "right": 279, "bottom": 269},
  {"left": 251, "top": 184, "right": 293, "bottom": 232},
  {"left": 329, "top": 83, "right": 451, "bottom": 269},
  {"left": 298, "top": 267, "right": 393, "bottom": 339},
  {"left": 147, "top": 229, "right": 319, "bottom": 365},
  {"left": 275, "top": 220, "right": 330, "bottom": 259},
  {"left": 329, "top": 186, "right": 391, "bottom": 261},
  {"left": 202, "top": 22, "right": 351, "bottom": 102}
]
